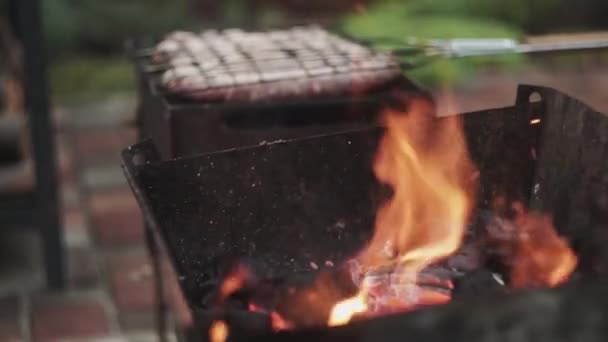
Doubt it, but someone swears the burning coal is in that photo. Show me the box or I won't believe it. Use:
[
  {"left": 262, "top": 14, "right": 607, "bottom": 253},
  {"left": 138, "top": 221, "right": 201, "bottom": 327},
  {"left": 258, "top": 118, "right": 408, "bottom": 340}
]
[
  {"left": 210, "top": 94, "right": 578, "bottom": 334},
  {"left": 486, "top": 201, "right": 577, "bottom": 289},
  {"left": 328, "top": 95, "right": 577, "bottom": 326}
]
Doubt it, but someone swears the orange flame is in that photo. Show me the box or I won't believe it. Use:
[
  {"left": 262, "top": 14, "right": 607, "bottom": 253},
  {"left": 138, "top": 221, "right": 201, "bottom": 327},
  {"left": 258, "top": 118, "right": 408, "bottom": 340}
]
[
  {"left": 209, "top": 95, "right": 578, "bottom": 332},
  {"left": 509, "top": 204, "right": 577, "bottom": 288},
  {"left": 359, "top": 97, "right": 474, "bottom": 271},
  {"left": 270, "top": 311, "right": 294, "bottom": 331},
  {"left": 328, "top": 291, "right": 368, "bottom": 327},
  {"left": 249, "top": 303, "right": 294, "bottom": 331},
  {"left": 209, "top": 320, "right": 228, "bottom": 342},
  {"left": 329, "top": 97, "right": 476, "bottom": 325},
  {"left": 219, "top": 264, "right": 250, "bottom": 303}
]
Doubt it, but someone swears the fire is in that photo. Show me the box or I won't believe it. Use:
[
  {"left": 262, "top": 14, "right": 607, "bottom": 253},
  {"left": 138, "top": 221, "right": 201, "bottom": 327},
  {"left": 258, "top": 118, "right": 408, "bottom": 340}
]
[
  {"left": 328, "top": 95, "right": 578, "bottom": 326},
  {"left": 209, "top": 320, "right": 228, "bottom": 342},
  {"left": 328, "top": 291, "right": 368, "bottom": 327},
  {"left": 270, "top": 311, "right": 294, "bottom": 331},
  {"left": 218, "top": 264, "right": 250, "bottom": 303},
  {"left": 329, "top": 96, "right": 476, "bottom": 325},
  {"left": 485, "top": 200, "right": 577, "bottom": 289},
  {"left": 249, "top": 303, "right": 294, "bottom": 331},
  {"left": 358, "top": 97, "right": 474, "bottom": 271},
  {"left": 207, "top": 94, "right": 578, "bottom": 333},
  {"left": 509, "top": 204, "right": 578, "bottom": 288}
]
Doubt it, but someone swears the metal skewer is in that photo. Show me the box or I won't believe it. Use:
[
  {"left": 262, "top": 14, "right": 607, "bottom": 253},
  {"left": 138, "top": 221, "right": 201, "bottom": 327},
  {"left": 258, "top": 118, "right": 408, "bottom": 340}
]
[
  {"left": 425, "top": 38, "right": 608, "bottom": 58},
  {"left": 359, "top": 36, "right": 608, "bottom": 69}
]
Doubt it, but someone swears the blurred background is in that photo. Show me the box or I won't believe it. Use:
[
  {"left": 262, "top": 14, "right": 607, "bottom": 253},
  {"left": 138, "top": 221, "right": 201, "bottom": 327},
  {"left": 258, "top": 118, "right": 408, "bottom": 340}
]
[
  {"left": 0, "top": 0, "right": 607, "bottom": 341},
  {"left": 40, "top": 0, "right": 608, "bottom": 105}
]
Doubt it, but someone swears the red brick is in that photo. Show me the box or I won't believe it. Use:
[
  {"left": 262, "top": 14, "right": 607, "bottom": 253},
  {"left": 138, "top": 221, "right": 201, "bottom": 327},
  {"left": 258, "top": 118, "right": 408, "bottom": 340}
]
[
  {"left": 89, "top": 188, "right": 138, "bottom": 212},
  {"left": 31, "top": 297, "right": 110, "bottom": 342},
  {"left": 89, "top": 189, "right": 144, "bottom": 246},
  {"left": 63, "top": 206, "right": 86, "bottom": 234},
  {"left": 92, "top": 208, "right": 143, "bottom": 246},
  {"left": 107, "top": 253, "right": 155, "bottom": 313},
  {"left": 61, "top": 182, "right": 81, "bottom": 209},
  {"left": 74, "top": 129, "right": 125, "bottom": 162},
  {"left": 118, "top": 312, "right": 155, "bottom": 332},
  {"left": 119, "top": 126, "right": 138, "bottom": 146},
  {"left": 57, "top": 142, "right": 75, "bottom": 184},
  {"left": 67, "top": 247, "right": 100, "bottom": 289}
]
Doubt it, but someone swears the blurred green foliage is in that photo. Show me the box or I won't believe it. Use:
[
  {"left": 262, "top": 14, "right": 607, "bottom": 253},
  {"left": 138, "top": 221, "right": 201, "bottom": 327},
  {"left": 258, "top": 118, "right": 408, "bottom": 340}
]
[
  {"left": 41, "top": 0, "right": 604, "bottom": 101},
  {"left": 44, "top": 0, "right": 195, "bottom": 103},
  {"left": 50, "top": 57, "right": 134, "bottom": 105},
  {"left": 340, "top": 0, "right": 527, "bottom": 87},
  {"left": 44, "top": 0, "right": 196, "bottom": 58},
  {"left": 402, "top": 0, "right": 562, "bottom": 32}
]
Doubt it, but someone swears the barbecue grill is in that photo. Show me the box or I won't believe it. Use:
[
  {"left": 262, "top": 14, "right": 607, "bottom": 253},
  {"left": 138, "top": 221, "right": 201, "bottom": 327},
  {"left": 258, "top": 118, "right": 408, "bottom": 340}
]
[
  {"left": 127, "top": 26, "right": 418, "bottom": 159},
  {"left": 122, "top": 84, "right": 608, "bottom": 341}
]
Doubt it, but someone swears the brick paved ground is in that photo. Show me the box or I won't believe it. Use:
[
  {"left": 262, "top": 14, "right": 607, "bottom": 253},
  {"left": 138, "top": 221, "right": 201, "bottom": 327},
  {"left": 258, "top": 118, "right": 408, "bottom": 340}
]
[
  {"left": 0, "top": 94, "right": 182, "bottom": 342},
  {"left": 0, "top": 62, "right": 606, "bottom": 341}
]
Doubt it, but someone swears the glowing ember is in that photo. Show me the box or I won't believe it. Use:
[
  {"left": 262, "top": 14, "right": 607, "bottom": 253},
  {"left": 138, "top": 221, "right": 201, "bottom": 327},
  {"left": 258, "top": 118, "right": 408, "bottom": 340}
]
[
  {"left": 485, "top": 201, "right": 578, "bottom": 289},
  {"left": 209, "top": 320, "right": 228, "bottom": 342},
  {"left": 207, "top": 94, "right": 578, "bottom": 335},
  {"left": 249, "top": 303, "right": 294, "bottom": 331},
  {"left": 509, "top": 204, "right": 578, "bottom": 288},
  {"left": 327, "top": 95, "right": 579, "bottom": 325},
  {"left": 270, "top": 311, "right": 294, "bottom": 331},
  {"left": 219, "top": 264, "right": 250, "bottom": 303},
  {"left": 328, "top": 291, "right": 368, "bottom": 326}
]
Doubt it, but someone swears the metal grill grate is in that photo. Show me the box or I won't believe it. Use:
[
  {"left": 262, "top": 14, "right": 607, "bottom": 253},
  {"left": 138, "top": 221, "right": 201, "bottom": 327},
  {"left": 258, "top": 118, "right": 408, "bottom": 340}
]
[{"left": 133, "top": 26, "right": 402, "bottom": 102}]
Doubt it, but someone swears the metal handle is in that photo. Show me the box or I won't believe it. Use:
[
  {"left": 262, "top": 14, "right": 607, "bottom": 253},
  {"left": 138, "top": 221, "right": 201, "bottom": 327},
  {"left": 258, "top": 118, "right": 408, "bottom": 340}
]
[{"left": 385, "top": 36, "right": 608, "bottom": 66}]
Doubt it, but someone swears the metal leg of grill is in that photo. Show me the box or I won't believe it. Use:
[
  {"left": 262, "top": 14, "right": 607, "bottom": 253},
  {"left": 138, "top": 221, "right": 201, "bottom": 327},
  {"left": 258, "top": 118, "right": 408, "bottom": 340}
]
[
  {"left": 14, "top": 0, "right": 65, "bottom": 290},
  {"left": 145, "top": 223, "right": 169, "bottom": 342}
]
